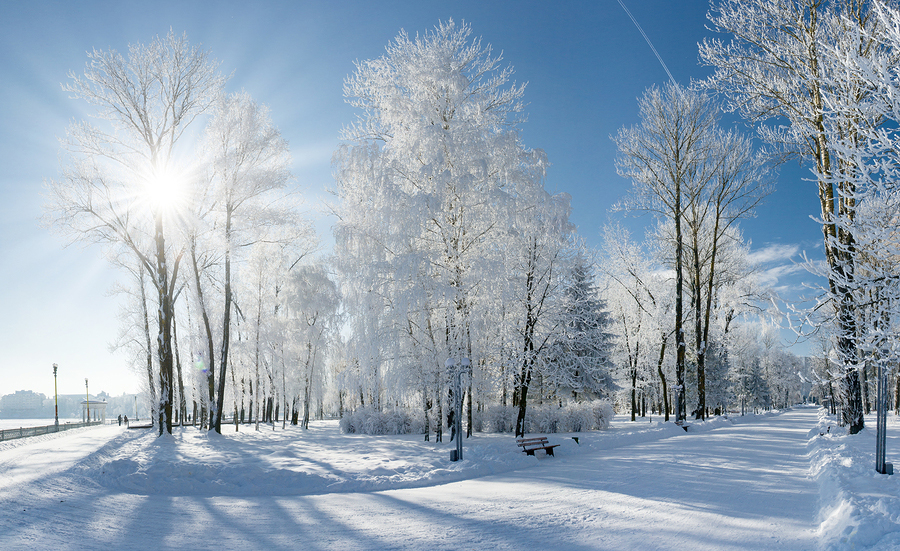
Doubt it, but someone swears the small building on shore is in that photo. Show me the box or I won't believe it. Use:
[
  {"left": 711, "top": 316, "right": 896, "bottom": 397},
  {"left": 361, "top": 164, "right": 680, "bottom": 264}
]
[{"left": 81, "top": 400, "right": 107, "bottom": 423}]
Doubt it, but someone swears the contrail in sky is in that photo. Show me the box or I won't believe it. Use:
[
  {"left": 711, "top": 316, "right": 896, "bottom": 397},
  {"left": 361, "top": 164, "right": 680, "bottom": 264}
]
[{"left": 617, "top": 0, "right": 677, "bottom": 86}]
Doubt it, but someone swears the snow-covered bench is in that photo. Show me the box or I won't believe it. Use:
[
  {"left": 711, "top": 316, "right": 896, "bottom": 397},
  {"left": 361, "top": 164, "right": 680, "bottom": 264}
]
[{"left": 517, "top": 436, "right": 560, "bottom": 457}]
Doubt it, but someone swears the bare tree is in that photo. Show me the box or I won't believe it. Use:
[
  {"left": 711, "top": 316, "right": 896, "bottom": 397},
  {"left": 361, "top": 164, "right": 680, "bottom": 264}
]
[
  {"left": 45, "top": 30, "right": 226, "bottom": 435},
  {"left": 685, "top": 130, "right": 772, "bottom": 419},
  {"left": 614, "top": 83, "right": 719, "bottom": 424},
  {"left": 199, "top": 91, "right": 295, "bottom": 433},
  {"left": 699, "top": 0, "right": 898, "bottom": 433}
]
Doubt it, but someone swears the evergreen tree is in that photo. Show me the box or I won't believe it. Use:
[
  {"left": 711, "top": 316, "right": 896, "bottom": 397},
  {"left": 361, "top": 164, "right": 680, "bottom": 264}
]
[{"left": 546, "top": 254, "right": 616, "bottom": 401}]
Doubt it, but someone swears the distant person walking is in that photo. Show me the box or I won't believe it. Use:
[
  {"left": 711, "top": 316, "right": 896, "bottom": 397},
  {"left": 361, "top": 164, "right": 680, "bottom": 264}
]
[
  {"left": 117, "top": 414, "right": 122, "bottom": 426},
  {"left": 124, "top": 415, "right": 128, "bottom": 427}
]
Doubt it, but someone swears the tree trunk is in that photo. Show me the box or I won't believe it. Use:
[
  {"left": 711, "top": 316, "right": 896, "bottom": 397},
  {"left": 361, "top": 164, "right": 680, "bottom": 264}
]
[
  {"left": 657, "top": 333, "right": 669, "bottom": 422},
  {"left": 674, "top": 178, "right": 687, "bottom": 424},
  {"left": 153, "top": 213, "right": 175, "bottom": 436},
  {"left": 189, "top": 238, "right": 217, "bottom": 432},
  {"left": 173, "top": 316, "right": 187, "bottom": 426},
  {"left": 466, "top": 383, "right": 473, "bottom": 437},
  {"left": 302, "top": 369, "right": 312, "bottom": 430},
  {"left": 436, "top": 389, "right": 443, "bottom": 443},
  {"left": 138, "top": 264, "right": 158, "bottom": 430},
  {"left": 861, "top": 360, "right": 870, "bottom": 415},
  {"left": 423, "top": 387, "right": 431, "bottom": 442},
  {"left": 631, "top": 365, "right": 638, "bottom": 422},
  {"left": 214, "top": 206, "right": 235, "bottom": 434},
  {"left": 515, "top": 353, "right": 534, "bottom": 438}
]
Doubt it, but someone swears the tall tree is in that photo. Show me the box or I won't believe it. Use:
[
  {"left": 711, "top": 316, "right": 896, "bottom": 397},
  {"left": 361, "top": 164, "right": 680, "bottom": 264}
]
[
  {"left": 684, "top": 131, "right": 772, "bottom": 418},
  {"left": 601, "top": 225, "right": 675, "bottom": 421},
  {"left": 200, "top": 91, "right": 295, "bottom": 433},
  {"left": 507, "top": 190, "right": 574, "bottom": 437},
  {"left": 699, "top": 0, "right": 899, "bottom": 433},
  {"left": 333, "top": 20, "right": 546, "bottom": 431},
  {"left": 614, "top": 83, "right": 719, "bottom": 424},
  {"left": 45, "top": 30, "right": 226, "bottom": 435}
]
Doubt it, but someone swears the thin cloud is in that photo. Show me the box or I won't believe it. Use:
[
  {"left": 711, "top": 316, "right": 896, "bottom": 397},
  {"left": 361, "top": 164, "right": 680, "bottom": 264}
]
[
  {"left": 757, "top": 263, "right": 806, "bottom": 288},
  {"left": 748, "top": 243, "right": 800, "bottom": 265}
]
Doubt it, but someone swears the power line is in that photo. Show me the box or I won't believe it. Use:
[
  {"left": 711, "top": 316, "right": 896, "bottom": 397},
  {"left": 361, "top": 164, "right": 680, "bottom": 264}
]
[{"left": 617, "top": 0, "right": 677, "bottom": 86}]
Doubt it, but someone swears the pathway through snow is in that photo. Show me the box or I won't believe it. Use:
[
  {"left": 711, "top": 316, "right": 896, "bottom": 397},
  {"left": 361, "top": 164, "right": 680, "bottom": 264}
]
[{"left": 0, "top": 409, "right": 819, "bottom": 550}]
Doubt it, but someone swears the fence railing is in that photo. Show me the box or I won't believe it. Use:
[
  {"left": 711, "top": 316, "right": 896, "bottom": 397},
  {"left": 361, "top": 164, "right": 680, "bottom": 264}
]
[{"left": 0, "top": 420, "right": 103, "bottom": 442}]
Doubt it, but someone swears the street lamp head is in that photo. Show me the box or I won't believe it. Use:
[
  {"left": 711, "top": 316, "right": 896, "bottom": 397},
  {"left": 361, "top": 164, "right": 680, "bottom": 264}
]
[{"left": 53, "top": 363, "right": 57, "bottom": 375}]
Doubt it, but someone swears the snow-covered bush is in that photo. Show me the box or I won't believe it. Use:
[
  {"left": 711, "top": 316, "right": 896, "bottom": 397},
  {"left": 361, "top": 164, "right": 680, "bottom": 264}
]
[
  {"left": 339, "top": 407, "right": 424, "bottom": 435},
  {"left": 477, "top": 400, "right": 613, "bottom": 433},
  {"left": 480, "top": 405, "right": 518, "bottom": 433}
]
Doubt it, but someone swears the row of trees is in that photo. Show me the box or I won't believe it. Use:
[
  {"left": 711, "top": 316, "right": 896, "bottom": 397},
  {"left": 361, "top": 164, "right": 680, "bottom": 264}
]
[
  {"left": 46, "top": 31, "right": 325, "bottom": 435},
  {"left": 47, "top": 3, "right": 900, "bottom": 439},
  {"left": 701, "top": 0, "right": 900, "bottom": 433},
  {"left": 612, "top": 83, "right": 773, "bottom": 423},
  {"left": 45, "top": 26, "right": 616, "bottom": 440},
  {"left": 600, "top": 221, "right": 806, "bottom": 421},
  {"left": 331, "top": 21, "right": 616, "bottom": 438}
]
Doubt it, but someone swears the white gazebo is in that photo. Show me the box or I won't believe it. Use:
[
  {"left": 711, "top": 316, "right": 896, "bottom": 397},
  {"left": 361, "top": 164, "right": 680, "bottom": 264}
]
[{"left": 81, "top": 400, "right": 107, "bottom": 423}]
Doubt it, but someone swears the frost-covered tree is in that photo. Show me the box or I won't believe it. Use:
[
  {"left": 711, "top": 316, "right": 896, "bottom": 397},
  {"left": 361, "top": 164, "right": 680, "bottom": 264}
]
[
  {"left": 45, "top": 31, "right": 226, "bottom": 434},
  {"left": 283, "top": 264, "right": 340, "bottom": 429},
  {"left": 615, "top": 81, "right": 771, "bottom": 422},
  {"left": 813, "top": 1, "right": 900, "bottom": 425},
  {"left": 600, "top": 225, "right": 675, "bottom": 421},
  {"left": 45, "top": 32, "right": 322, "bottom": 435},
  {"left": 546, "top": 253, "right": 616, "bottom": 402},
  {"left": 614, "top": 83, "right": 721, "bottom": 424},
  {"left": 699, "top": 0, "right": 900, "bottom": 433},
  {"left": 197, "top": 91, "right": 301, "bottom": 433},
  {"left": 683, "top": 131, "right": 772, "bottom": 419},
  {"left": 506, "top": 189, "right": 575, "bottom": 437},
  {"left": 333, "top": 20, "right": 558, "bottom": 436},
  {"left": 727, "top": 322, "right": 804, "bottom": 413}
]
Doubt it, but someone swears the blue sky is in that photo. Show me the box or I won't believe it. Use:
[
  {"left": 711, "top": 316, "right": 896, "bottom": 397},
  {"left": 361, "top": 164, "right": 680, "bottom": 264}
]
[{"left": 0, "top": 1, "right": 823, "bottom": 397}]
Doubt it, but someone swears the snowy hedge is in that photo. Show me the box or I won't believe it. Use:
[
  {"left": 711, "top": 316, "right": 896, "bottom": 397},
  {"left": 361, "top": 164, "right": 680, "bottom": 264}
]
[
  {"left": 341, "top": 400, "right": 613, "bottom": 435},
  {"left": 478, "top": 400, "right": 613, "bottom": 433},
  {"left": 339, "top": 407, "right": 424, "bottom": 435}
]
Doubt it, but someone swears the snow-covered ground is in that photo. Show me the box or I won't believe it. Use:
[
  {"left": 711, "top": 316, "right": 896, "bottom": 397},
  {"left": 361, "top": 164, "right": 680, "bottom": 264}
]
[
  {"left": 0, "top": 407, "right": 896, "bottom": 550},
  {"left": 810, "top": 408, "right": 900, "bottom": 550}
]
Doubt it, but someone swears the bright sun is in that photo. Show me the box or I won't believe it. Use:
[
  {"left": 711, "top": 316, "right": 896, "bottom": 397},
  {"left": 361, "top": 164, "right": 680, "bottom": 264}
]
[{"left": 145, "top": 164, "right": 186, "bottom": 211}]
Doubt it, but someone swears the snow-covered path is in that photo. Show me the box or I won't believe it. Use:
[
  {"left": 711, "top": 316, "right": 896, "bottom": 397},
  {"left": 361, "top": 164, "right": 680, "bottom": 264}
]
[{"left": 0, "top": 409, "right": 819, "bottom": 550}]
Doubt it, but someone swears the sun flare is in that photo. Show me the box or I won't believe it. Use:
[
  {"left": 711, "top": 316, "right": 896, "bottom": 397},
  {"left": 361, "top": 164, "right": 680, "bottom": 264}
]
[{"left": 144, "top": 164, "right": 186, "bottom": 211}]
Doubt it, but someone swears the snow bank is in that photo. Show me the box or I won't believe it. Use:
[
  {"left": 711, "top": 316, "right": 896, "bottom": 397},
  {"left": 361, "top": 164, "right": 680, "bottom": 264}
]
[
  {"left": 85, "top": 411, "right": 712, "bottom": 498},
  {"left": 89, "top": 421, "right": 576, "bottom": 497},
  {"left": 809, "top": 409, "right": 900, "bottom": 550}
]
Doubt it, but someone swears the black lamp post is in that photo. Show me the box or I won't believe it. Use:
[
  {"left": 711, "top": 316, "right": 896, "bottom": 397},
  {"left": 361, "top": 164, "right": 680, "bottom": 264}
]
[
  {"left": 53, "top": 364, "right": 59, "bottom": 428},
  {"left": 85, "top": 378, "right": 89, "bottom": 424}
]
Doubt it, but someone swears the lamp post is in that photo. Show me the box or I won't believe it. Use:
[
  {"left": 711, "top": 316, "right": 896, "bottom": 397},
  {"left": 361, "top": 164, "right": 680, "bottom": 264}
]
[
  {"left": 874, "top": 284, "right": 894, "bottom": 476},
  {"left": 85, "top": 378, "right": 89, "bottom": 425},
  {"left": 876, "top": 356, "right": 891, "bottom": 474},
  {"left": 53, "top": 364, "right": 59, "bottom": 428},
  {"left": 446, "top": 357, "right": 471, "bottom": 462}
]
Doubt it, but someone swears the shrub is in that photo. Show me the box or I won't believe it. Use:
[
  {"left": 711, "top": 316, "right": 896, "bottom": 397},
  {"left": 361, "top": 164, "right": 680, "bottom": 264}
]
[
  {"left": 475, "top": 400, "right": 613, "bottom": 433},
  {"left": 479, "top": 405, "right": 518, "bottom": 433},
  {"left": 339, "top": 407, "right": 424, "bottom": 435}
]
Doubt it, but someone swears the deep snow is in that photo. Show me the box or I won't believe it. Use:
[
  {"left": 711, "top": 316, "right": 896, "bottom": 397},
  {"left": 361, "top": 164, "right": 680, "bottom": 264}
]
[
  {"left": 0, "top": 407, "right": 896, "bottom": 550},
  {"left": 809, "top": 408, "right": 900, "bottom": 550}
]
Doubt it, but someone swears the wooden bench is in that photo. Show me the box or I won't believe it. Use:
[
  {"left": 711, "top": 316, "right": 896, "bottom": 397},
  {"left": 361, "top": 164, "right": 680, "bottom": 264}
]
[{"left": 517, "top": 436, "right": 560, "bottom": 457}]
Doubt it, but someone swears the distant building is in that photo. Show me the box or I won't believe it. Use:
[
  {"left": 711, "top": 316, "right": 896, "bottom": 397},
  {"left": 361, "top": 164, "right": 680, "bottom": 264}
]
[
  {"left": 0, "top": 390, "right": 48, "bottom": 418},
  {"left": 0, "top": 390, "right": 147, "bottom": 420}
]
